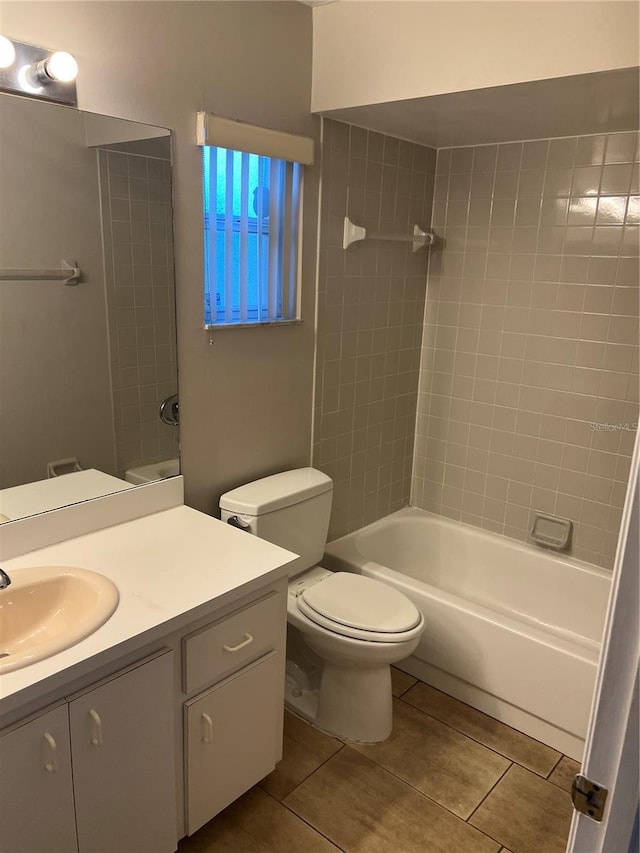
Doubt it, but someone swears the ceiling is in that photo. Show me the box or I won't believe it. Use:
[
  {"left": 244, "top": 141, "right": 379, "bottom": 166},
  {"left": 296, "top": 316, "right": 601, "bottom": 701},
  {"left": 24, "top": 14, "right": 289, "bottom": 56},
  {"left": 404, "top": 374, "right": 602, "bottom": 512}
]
[{"left": 319, "top": 67, "right": 640, "bottom": 149}]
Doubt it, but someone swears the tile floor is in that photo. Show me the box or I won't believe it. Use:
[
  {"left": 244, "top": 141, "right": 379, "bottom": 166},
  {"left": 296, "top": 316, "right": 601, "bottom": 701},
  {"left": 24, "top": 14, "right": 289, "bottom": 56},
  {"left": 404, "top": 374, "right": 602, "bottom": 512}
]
[{"left": 179, "top": 668, "right": 579, "bottom": 853}]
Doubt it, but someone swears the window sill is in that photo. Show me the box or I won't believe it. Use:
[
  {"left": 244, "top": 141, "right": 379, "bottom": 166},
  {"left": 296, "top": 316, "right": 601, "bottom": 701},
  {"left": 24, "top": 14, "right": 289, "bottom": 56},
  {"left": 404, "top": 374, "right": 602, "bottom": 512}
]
[{"left": 204, "top": 319, "right": 303, "bottom": 331}]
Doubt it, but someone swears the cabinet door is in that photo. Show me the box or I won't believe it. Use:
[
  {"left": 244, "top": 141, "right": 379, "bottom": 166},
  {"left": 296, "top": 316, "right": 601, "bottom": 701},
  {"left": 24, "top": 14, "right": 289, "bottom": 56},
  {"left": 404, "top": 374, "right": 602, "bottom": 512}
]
[
  {"left": 0, "top": 704, "right": 77, "bottom": 853},
  {"left": 69, "top": 650, "right": 177, "bottom": 853},
  {"left": 185, "top": 651, "right": 282, "bottom": 834}
]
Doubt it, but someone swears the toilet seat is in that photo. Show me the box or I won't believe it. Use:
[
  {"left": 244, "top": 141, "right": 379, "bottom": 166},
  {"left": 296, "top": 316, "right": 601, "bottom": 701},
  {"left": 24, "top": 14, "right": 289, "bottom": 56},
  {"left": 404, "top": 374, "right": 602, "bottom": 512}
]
[{"left": 296, "top": 572, "right": 424, "bottom": 643}]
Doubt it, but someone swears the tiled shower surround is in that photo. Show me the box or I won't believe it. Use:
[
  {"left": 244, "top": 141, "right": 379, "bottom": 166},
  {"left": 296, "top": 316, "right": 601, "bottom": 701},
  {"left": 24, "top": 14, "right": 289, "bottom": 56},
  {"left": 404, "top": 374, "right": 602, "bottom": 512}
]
[
  {"left": 314, "top": 119, "right": 436, "bottom": 540},
  {"left": 412, "top": 132, "right": 639, "bottom": 568},
  {"left": 99, "top": 149, "right": 178, "bottom": 477}
]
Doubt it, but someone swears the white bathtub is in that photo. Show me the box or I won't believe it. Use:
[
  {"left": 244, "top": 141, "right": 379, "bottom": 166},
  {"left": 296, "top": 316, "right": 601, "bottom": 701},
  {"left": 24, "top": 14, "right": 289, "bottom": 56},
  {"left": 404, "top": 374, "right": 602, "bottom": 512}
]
[
  {"left": 323, "top": 507, "right": 611, "bottom": 759},
  {"left": 124, "top": 458, "right": 179, "bottom": 485}
]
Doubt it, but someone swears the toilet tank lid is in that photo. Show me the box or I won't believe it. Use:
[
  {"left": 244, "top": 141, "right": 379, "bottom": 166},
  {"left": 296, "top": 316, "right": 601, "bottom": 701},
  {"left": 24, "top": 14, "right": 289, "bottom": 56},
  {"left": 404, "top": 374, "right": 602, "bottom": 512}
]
[{"left": 219, "top": 468, "right": 332, "bottom": 516}]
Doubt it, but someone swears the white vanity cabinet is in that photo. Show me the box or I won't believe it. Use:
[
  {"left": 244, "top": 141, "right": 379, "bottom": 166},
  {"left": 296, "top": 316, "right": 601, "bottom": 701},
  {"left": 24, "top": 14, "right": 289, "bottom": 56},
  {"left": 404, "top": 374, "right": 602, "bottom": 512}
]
[
  {"left": 181, "top": 590, "right": 286, "bottom": 835},
  {"left": 69, "top": 649, "right": 177, "bottom": 853},
  {"left": 0, "top": 703, "right": 77, "bottom": 853},
  {"left": 184, "top": 651, "right": 282, "bottom": 833},
  {"left": 0, "top": 650, "right": 177, "bottom": 853},
  {"left": 0, "top": 577, "right": 288, "bottom": 851}
]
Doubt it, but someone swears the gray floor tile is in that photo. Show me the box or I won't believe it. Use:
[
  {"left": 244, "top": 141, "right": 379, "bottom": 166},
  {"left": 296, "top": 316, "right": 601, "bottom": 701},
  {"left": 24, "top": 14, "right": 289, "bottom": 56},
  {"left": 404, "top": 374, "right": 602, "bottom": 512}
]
[
  {"left": 179, "top": 786, "right": 340, "bottom": 853},
  {"left": 351, "top": 698, "right": 509, "bottom": 818},
  {"left": 404, "top": 682, "right": 560, "bottom": 776},
  {"left": 260, "top": 710, "right": 343, "bottom": 800},
  {"left": 284, "top": 746, "right": 501, "bottom": 853},
  {"left": 391, "top": 666, "right": 417, "bottom": 697},
  {"left": 469, "top": 764, "right": 573, "bottom": 853},
  {"left": 548, "top": 755, "right": 581, "bottom": 793}
]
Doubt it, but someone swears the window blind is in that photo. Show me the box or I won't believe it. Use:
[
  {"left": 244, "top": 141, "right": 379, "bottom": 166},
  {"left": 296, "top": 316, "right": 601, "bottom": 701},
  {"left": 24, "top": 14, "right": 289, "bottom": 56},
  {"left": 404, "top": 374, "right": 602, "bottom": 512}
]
[{"left": 202, "top": 146, "right": 302, "bottom": 325}]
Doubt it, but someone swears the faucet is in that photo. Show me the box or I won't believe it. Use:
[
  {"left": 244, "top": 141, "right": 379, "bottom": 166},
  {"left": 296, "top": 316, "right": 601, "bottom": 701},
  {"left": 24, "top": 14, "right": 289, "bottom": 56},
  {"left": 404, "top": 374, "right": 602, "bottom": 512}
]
[{"left": 0, "top": 568, "right": 11, "bottom": 589}]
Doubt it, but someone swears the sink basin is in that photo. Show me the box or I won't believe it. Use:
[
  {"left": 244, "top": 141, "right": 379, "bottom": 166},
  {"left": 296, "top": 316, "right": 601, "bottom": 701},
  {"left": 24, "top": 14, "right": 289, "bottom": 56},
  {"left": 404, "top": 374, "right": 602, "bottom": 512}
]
[{"left": 0, "top": 567, "right": 119, "bottom": 674}]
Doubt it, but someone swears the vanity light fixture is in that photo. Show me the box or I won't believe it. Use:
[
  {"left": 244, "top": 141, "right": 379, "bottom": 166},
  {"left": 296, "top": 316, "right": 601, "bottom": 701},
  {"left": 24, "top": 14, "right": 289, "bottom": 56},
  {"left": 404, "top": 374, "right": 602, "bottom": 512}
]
[{"left": 0, "top": 38, "right": 78, "bottom": 106}]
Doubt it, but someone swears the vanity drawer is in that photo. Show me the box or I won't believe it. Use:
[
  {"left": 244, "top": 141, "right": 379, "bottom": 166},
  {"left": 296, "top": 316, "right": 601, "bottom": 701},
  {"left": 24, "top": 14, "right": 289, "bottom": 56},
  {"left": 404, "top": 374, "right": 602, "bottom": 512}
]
[{"left": 182, "top": 591, "right": 280, "bottom": 693}]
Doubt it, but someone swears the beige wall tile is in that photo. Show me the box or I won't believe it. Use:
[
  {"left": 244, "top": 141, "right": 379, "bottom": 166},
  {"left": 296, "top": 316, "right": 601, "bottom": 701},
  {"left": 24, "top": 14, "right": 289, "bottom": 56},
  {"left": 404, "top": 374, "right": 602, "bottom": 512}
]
[
  {"left": 100, "top": 150, "right": 178, "bottom": 477},
  {"left": 317, "top": 127, "right": 637, "bottom": 568},
  {"left": 316, "top": 120, "right": 435, "bottom": 539},
  {"left": 412, "top": 131, "right": 639, "bottom": 569}
]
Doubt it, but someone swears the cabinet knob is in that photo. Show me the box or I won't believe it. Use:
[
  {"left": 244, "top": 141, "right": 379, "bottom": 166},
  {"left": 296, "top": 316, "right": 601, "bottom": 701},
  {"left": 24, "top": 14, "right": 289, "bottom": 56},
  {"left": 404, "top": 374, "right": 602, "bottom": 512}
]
[
  {"left": 89, "top": 708, "right": 103, "bottom": 746},
  {"left": 43, "top": 732, "right": 57, "bottom": 772},
  {"left": 201, "top": 712, "right": 213, "bottom": 744}
]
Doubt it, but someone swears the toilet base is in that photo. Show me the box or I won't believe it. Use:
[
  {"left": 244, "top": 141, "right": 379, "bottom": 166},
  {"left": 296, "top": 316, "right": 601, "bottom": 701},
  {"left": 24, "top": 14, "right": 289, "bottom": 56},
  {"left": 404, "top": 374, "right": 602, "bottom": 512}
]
[
  {"left": 284, "top": 618, "right": 419, "bottom": 743},
  {"left": 285, "top": 657, "right": 393, "bottom": 743},
  {"left": 285, "top": 673, "right": 319, "bottom": 722},
  {"left": 316, "top": 661, "right": 393, "bottom": 742}
]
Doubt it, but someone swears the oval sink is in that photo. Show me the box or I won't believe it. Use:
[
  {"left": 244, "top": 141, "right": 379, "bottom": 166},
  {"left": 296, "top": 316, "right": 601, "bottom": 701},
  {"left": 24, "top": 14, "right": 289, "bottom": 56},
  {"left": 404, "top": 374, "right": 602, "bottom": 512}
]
[{"left": 0, "top": 566, "right": 119, "bottom": 674}]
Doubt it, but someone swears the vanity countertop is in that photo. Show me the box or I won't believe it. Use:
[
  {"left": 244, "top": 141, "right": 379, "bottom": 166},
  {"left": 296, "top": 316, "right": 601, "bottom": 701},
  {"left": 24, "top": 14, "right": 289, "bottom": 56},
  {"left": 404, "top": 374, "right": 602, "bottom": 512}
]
[
  {"left": 0, "top": 469, "right": 134, "bottom": 523},
  {"left": 0, "top": 504, "right": 296, "bottom": 717}
]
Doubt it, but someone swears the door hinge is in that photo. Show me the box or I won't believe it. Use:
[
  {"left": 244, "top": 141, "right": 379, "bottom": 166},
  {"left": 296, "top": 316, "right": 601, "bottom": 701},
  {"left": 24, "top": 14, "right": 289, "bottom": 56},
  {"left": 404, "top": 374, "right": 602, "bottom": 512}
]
[{"left": 571, "top": 774, "right": 608, "bottom": 822}]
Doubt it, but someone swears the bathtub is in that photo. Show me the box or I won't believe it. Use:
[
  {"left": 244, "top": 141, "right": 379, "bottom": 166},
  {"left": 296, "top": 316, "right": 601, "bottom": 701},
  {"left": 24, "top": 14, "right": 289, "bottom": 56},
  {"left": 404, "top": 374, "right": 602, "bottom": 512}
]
[
  {"left": 323, "top": 507, "right": 612, "bottom": 759},
  {"left": 124, "top": 458, "right": 179, "bottom": 485}
]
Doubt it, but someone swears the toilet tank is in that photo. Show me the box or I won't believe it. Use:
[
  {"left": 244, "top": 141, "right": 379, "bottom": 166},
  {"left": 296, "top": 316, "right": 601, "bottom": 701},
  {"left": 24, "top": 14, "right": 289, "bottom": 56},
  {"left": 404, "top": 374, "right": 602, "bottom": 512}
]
[{"left": 219, "top": 468, "right": 332, "bottom": 576}]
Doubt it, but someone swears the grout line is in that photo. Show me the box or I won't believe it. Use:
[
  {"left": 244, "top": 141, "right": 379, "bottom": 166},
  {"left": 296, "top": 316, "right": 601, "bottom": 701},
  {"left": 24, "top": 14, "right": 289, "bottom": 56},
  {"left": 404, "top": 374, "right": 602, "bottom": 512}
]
[
  {"left": 442, "top": 128, "right": 636, "bottom": 152},
  {"left": 340, "top": 743, "right": 492, "bottom": 824},
  {"left": 396, "top": 687, "right": 561, "bottom": 778},
  {"left": 466, "top": 761, "right": 513, "bottom": 824},
  {"left": 268, "top": 711, "right": 346, "bottom": 803},
  {"left": 259, "top": 785, "right": 347, "bottom": 851},
  {"left": 546, "top": 752, "right": 565, "bottom": 780},
  {"left": 265, "top": 683, "right": 574, "bottom": 851},
  {"left": 309, "top": 116, "right": 325, "bottom": 464},
  {"left": 391, "top": 669, "right": 419, "bottom": 698},
  {"left": 272, "top": 770, "right": 348, "bottom": 852},
  {"left": 396, "top": 692, "right": 530, "bottom": 771},
  {"left": 392, "top": 684, "right": 416, "bottom": 698},
  {"left": 271, "top": 736, "right": 346, "bottom": 802}
]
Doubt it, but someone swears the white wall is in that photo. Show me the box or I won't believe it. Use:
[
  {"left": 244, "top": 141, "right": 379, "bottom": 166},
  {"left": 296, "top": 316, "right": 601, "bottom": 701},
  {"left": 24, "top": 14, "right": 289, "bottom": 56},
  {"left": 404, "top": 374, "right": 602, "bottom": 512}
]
[
  {"left": 2, "top": 1, "right": 317, "bottom": 515},
  {"left": 312, "top": 1, "right": 640, "bottom": 112}
]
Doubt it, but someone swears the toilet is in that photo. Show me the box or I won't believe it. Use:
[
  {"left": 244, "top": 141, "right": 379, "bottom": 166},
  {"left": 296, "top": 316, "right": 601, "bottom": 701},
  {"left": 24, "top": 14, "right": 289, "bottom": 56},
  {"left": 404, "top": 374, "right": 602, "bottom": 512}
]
[{"left": 219, "top": 467, "right": 425, "bottom": 743}]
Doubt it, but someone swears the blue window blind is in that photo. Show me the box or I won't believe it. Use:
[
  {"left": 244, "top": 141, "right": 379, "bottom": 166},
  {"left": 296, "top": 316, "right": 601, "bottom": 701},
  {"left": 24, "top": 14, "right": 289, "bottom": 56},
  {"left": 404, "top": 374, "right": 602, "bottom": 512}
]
[{"left": 202, "top": 146, "right": 302, "bottom": 326}]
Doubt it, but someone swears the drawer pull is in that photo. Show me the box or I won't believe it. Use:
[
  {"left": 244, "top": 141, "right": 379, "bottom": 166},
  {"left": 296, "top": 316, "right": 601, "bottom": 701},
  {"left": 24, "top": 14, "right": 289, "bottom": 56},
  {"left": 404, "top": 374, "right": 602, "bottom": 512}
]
[
  {"left": 43, "top": 732, "right": 57, "bottom": 772},
  {"left": 201, "top": 712, "right": 213, "bottom": 744},
  {"left": 89, "top": 709, "right": 103, "bottom": 746},
  {"left": 223, "top": 633, "right": 254, "bottom": 653}
]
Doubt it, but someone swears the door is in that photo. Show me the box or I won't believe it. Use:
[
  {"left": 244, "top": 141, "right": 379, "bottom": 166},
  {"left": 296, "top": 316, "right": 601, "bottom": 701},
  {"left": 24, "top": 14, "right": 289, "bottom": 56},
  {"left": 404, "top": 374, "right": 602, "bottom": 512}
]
[
  {"left": 567, "top": 430, "right": 639, "bottom": 852},
  {"left": 69, "top": 649, "right": 177, "bottom": 853},
  {"left": 184, "top": 651, "right": 282, "bottom": 834},
  {"left": 0, "top": 703, "right": 77, "bottom": 853}
]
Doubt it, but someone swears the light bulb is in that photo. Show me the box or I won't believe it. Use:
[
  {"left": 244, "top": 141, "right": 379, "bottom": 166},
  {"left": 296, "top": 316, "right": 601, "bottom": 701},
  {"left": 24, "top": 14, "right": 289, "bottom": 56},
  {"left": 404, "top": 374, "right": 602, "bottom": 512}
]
[
  {"left": 0, "top": 35, "right": 16, "bottom": 69},
  {"left": 44, "top": 50, "right": 78, "bottom": 83},
  {"left": 18, "top": 64, "right": 43, "bottom": 94}
]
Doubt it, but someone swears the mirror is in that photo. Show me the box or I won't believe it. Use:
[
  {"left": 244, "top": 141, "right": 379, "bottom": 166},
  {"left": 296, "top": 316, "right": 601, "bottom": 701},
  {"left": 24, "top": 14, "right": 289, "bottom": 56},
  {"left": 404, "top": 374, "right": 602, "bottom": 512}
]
[{"left": 0, "top": 94, "right": 178, "bottom": 522}]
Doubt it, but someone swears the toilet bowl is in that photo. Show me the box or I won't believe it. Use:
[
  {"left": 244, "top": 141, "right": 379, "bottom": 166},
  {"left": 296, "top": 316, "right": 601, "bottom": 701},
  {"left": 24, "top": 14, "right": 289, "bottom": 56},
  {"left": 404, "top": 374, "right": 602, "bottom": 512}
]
[
  {"left": 286, "top": 567, "right": 424, "bottom": 741},
  {"left": 219, "top": 468, "right": 426, "bottom": 742}
]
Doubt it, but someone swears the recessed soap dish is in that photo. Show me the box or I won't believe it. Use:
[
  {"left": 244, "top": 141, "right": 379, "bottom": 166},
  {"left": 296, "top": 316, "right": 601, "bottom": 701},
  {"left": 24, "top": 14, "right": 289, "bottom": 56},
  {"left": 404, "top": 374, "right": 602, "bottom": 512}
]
[{"left": 530, "top": 513, "right": 573, "bottom": 551}]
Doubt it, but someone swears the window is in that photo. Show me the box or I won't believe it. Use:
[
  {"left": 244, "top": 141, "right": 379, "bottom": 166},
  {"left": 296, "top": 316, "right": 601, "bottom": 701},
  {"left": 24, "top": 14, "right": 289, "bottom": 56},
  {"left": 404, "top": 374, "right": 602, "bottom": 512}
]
[{"left": 202, "top": 147, "right": 302, "bottom": 326}]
